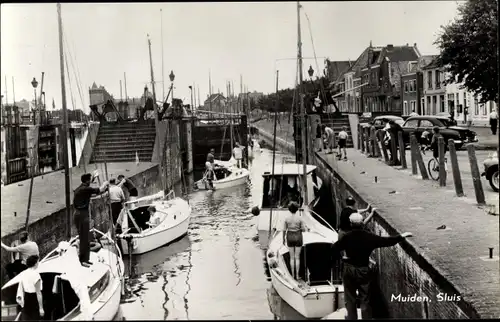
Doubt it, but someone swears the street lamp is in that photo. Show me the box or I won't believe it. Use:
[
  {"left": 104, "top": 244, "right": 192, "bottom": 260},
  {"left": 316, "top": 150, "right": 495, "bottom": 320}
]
[
  {"left": 31, "top": 77, "right": 38, "bottom": 125},
  {"left": 308, "top": 65, "right": 314, "bottom": 79},
  {"left": 169, "top": 70, "right": 175, "bottom": 102}
]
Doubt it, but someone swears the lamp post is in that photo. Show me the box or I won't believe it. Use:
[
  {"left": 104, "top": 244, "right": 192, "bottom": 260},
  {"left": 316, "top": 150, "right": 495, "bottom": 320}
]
[
  {"left": 169, "top": 70, "right": 175, "bottom": 103},
  {"left": 188, "top": 85, "right": 193, "bottom": 113},
  {"left": 31, "top": 77, "right": 38, "bottom": 125}
]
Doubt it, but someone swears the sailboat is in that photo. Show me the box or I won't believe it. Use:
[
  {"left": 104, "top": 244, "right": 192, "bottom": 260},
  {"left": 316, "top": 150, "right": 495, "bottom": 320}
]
[
  {"left": 115, "top": 31, "right": 191, "bottom": 255},
  {"left": 1, "top": 4, "right": 124, "bottom": 321},
  {"left": 252, "top": 1, "right": 344, "bottom": 318},
  {"left": 194, "top": 82, "right": 250, "bottom": 191}
]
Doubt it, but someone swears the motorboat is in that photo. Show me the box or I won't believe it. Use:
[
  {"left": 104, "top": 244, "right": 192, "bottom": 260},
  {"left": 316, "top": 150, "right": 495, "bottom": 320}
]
[
  {"left": 117, "top": 190, "right": 191, "bottom": 255},
  {"left": 266, "top": 228, "right": 343, "bottom": 318},
  {"left": 252, "top": 163, "right": 327, "bottom": 247},
  {"left": 194, "top": 157, "right": 250, "bottom": 191},
  {"left": 1, "top": 229, "right": 124, "bottom": 321}
]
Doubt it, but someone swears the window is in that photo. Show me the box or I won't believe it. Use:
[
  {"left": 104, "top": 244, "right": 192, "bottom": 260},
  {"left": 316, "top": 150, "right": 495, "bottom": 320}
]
[
  {"left": 404, "top": 119, "right": 419, "bottom": 128},
  {"left": 432, "top": 96, "right": 437, "bottom": 115},
  {"left": 419, "top": 120, "right": 434, "bottom": 128},
  {"left": 421, "top": 98, "right": 425, "bottom": 114},
  {"left": 412, "top": 80, "right": 417, "bottom": 92},
  {"left": 435, "top": 70, "right": 441, "bottom": 89},
  {"left": 474, "top": 98, "right": 479, "bottom": 115},
  {"left": 427, "top": 71, "right": 433, "bottom": 89},
  {"left": 410, "top": 100, "right": 416, "bottom": 113},
  {"left": 404, "top": 101, "right": 408, "bottom": 114},
  {"left": 440, "top": 95, "right": 445, "bottom": 112},
  {"left": 404, "top": 81, "right": 409, "bottom": 93},
  {"left": 481, "top": 103, "right": 487, "bottom": 115}
]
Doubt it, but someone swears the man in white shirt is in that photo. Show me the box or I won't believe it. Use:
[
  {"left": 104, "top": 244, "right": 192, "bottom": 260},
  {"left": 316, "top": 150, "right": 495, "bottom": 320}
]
[
  {"left": 2, "top": 231, "right": 39, "bottom": 278},
  {"left": 489, "top": 109, "right": 498, "bottom": 135},
  {"left": 109, "top": 178, "right": 126, "bottom": 226},
  {"left": 233, "top": 142, "right": 243, "bottom": 168},
  {"left": 337, "top": 126, "right": 349, "bottom": 160},
  {"left": 147, "top": 206, "right": 162, "bottom": 227}
]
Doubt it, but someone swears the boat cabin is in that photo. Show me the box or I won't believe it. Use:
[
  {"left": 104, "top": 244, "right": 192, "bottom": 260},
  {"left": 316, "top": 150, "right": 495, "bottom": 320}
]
[
  {"left": 261, "top": 164, "right": 321, "bottom": 209},
  {"left": 120, "top": 191, "right": 174, "bottom": 233}
]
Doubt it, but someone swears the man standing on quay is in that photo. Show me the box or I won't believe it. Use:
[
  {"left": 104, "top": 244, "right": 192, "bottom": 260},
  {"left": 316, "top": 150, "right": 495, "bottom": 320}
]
[
  {"left": 73, "top": 172, "right": 109, "bottom": 266},
  {"left": 331, "top": 213, "right": 413, "bottom": 320}
]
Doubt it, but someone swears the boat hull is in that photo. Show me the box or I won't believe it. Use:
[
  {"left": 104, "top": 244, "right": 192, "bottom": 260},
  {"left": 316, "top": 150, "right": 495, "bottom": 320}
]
[
  {"left": 195, "top": 168, "right": 249, "bottom": 191},
  {"left": 270, "top": 269, "right": 342, "bottom": 318},
  {"left": 89, "top": 276, "right": 122, "bottom": 321},
  {"left": 120, "top": 210, "right": 190, "bottom": 255}
]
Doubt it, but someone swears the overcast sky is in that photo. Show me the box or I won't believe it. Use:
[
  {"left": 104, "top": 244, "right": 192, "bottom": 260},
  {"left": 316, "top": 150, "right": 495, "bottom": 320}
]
[{"left": 1, "top": 1, "right": 462, "bottom": 113}]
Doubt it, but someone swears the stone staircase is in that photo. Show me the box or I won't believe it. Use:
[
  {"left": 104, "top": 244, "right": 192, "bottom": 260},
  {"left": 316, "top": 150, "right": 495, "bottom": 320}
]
[
  {"left": 320, "top": 114, "right": 354, "bottom": 148},
  {"left": 90, "top": 122, "right": 156, "bottom": 163}
]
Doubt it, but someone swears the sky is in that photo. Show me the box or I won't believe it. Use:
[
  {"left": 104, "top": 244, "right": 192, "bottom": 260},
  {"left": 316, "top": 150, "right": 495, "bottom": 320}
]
[{"left": 1, "top": 1, "right": 463, "bottom": 114}]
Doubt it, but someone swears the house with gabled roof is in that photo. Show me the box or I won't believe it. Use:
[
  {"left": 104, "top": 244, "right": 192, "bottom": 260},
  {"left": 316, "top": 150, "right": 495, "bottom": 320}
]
[
  {"left": 401, "top": 55, "right": 436, "bottom": 115},
  {"left": 203, "top": 93, "right": 226, "bottom": 113},
  {"left": 360, "top": 43, "right": 421, "bottom": 114},
  {"left": 324, "top": 60, "right": 353, "bottom": 112}
]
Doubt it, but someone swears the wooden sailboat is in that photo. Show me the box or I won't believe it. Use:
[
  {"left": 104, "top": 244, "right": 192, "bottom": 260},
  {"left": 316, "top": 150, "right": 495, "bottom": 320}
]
[
  {"left": 1, "top": 4, "right": 124, "bottom": 321},
  {"left": 253, "top": 1, "right": 344, "bottom": 318}
]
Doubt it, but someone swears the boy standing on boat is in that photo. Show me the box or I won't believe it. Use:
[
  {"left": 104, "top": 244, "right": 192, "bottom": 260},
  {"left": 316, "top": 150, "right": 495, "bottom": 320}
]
[
  {"left": 73, "top": 173, "right": 109, "bottom": 267},
  {"left": 117, "top": 175, "right": 138, "bottom": 201},
  {"left": 331, "top": 213, "right": 413, "bottom": 320},
  {"left": 109, "top": 178, "right": 126, "bottom": 226}
]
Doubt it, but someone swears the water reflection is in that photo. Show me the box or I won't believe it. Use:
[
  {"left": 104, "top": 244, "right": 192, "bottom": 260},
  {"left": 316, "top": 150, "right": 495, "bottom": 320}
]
[{"left": 117, "top": 149, "right": 316, "bottom": 320}]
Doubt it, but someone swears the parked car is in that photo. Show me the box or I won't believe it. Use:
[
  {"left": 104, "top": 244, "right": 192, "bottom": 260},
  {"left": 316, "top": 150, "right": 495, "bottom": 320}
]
[
  {"left": 401, "top": 115, "right": 477, "bottom": 150},
  {"left": 359, "top": 115, "right": 404, "bottom": 130},
  {"left": 481, "top": 152, "right": 499, "bottom": 192}
]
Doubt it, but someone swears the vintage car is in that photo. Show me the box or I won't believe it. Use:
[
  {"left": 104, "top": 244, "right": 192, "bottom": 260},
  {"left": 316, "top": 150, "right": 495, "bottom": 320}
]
[
  {"left": 359, "top": 115, "right": 404, "bottom": 130},
  {"left": 481, "top": 152, "right": 499, "bottom": 192},
  {"left": 401, "top": 115, "right": 477, "bottom": 150}
]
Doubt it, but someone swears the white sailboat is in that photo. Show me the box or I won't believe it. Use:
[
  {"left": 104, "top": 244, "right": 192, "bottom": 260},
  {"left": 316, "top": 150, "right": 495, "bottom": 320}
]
[
  {"left": 1, "top": 4, "right": 124, "bottom": 321},
  {"left": 194, "top": 84, "right": 250, "bottom": 191},
  {"left": 253, "top": 1, "right": 345, "bottom": 318},
  {"left": 116, "top": 191, "right": 191, "bottom": 255}
]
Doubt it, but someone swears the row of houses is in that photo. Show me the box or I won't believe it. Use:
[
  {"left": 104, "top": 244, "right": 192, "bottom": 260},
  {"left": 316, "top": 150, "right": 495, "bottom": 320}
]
[{"left": 324, "top": 42, "right": 497, "bottom": 126}]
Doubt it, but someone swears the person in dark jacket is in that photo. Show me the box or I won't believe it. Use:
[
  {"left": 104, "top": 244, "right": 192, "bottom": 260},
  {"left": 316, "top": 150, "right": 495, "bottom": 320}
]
[
  {"left": 387, "top": 120, "right": 403, "bottom": 164},
  {"left": 331, "top": 213, "right": 413, "bottom": 320},
  {"left": 338, "top": 198, "right": 372, "bottom": 239},
  {"left": 117, "top": 175, "right": 138, "bottom": 201},
  {"left": 315, "top": 120, "right": 322, "bottom": 152},
  {"left": 73, "top": 173, "right": 108, "bottom": 266}
]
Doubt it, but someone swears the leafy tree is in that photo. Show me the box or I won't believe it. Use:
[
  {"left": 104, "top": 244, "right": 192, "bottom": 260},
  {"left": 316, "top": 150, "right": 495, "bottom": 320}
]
[{"left": 435, "top": 0, "right": 498, "bottom": 103}]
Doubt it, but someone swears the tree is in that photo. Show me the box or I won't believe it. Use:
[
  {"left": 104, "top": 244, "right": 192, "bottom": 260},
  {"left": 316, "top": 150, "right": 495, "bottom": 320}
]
[{"left": 434, "top": 0, "right": 498, "bottom": 103}]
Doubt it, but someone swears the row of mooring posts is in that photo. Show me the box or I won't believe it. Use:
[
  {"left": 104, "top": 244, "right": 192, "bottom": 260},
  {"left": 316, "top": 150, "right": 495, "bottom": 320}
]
[{"left": 357, "top": 124, "right": 487, "bottom": 206}]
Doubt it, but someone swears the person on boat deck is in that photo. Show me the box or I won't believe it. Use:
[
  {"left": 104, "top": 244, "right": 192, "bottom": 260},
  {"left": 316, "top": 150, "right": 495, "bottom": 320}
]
[
  {"left": 147, "top": 206, "right": 162, "bottom": 227},
  {"left": 2, "top": 231, "right": 40, "bottom": 279},
  {"left": 109, "top": 178, "right": 126, "bottom": 226},
  {"left": 233, "top": 142, "right": 243, "bottom": 168},
  {"left": 16, "top": 255, "right": 44, "bottom": 320},
  {"left": 73, "top": 173, "right": 109, "bottom": 267},
  {"left": 282, "top": 202, "right": 309, "bottom": 280},
  {"left": 338, "top": 197, "right": 373, "bottom": 239},
  {"left": 117, "top": 174, "right": 138, "bottom": 201},
  {"left": 207, "top": 148, "right": 215, "bottom": 166},
  {"left": 331, "top": 213, "right": 413, "bottom": 320}
]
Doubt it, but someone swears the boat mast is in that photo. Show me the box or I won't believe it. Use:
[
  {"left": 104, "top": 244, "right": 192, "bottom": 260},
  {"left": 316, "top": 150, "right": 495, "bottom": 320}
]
[
  {"left": 209, "top": 70, "right": 213, "bottom": 115},
  {"left": 147, "top": 35, "right": 164, "bottom": 191},
  {"left": 57, "top": 2, "right": 72, "bottom": 239},
  {"left": 160, "top": 9, "right": 165, "bottom": 101},
  {"left": 297, "top": 0, "right": 308, "bottom": 205},
  {"left": 229, "top": 81, "right": 233, "bottom": 151}
]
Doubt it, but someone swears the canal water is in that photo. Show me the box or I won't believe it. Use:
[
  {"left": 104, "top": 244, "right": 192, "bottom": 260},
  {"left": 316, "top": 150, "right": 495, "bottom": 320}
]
[{"left": 114, "top": 148, "right": 309, "bottom": 320}]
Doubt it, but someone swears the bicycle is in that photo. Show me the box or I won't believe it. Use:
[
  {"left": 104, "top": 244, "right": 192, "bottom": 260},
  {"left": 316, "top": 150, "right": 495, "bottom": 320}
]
[{"left": 428, "top": 156, "right": 448, "bottom": 181}]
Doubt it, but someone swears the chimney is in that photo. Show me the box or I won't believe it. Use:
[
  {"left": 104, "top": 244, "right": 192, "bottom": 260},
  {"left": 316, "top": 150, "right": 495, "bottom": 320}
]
[
  {"left": 414, "top": 43, "right": 417, "bottom": 47},
  {"left": 387, "top": 44, "right": 394, "bottom": 49}
]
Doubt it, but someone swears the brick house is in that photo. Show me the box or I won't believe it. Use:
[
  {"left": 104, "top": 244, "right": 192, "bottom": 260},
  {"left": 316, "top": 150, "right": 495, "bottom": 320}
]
[
  {"left": 421, "top": 58, "right": 447, "bottom": 115},
  {"left": 360, "top": 43, "right": 421, "bottom": 114},
  {"left": 203, "top": 93, "right": 226, "bottom": 113},
  {"left": 340, "top": 47, "right": 373, "bottom": 114},
  {"left": 401, "top": 55, "right": 435, "bottom": 115}
]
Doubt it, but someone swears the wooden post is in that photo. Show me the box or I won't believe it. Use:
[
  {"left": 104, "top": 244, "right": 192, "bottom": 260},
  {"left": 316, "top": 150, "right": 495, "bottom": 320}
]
[
  {"left": 377, "top": 130, "right": 390, "bottom": 163},
  {"left": 398, "top": 131, "right": 407, "bottom": 169},
  {"left": 371, "top": 127, "right": 380, "bottom": 157},
  {"left": 364, "top": 127, "right": 370, "bottom": 155},
  {"left": 466, "top": 144, "right": 486, "bottom": 205},
  {"left": 357, "top": 124, "right": 362, "bottom": 150},
  {"left": 409, "top": 132, "right": 418, "bottom": 175},
  {"left": 389, "top": 131, "right": 398, "bottom": 165},
  {"left": 448, "top": 139, "right": 464, "bottom": 197},
  {"left": 359, "top": 125, "right": 365, "bottom": 153},
  {"left": 438, "top": 136, "right": 446, "bottom": 187},
  {"left": 410, "top": 134, "right": 429, "bottom": 180}
]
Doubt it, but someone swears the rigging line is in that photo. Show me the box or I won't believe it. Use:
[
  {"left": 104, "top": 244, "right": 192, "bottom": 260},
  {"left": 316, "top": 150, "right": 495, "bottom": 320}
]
[
  {"left": 64, "top": 31, "right": 85, "bottom": 109},
  {"left": 63, "top": 40, "right": 76, "bottom": 112}
]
